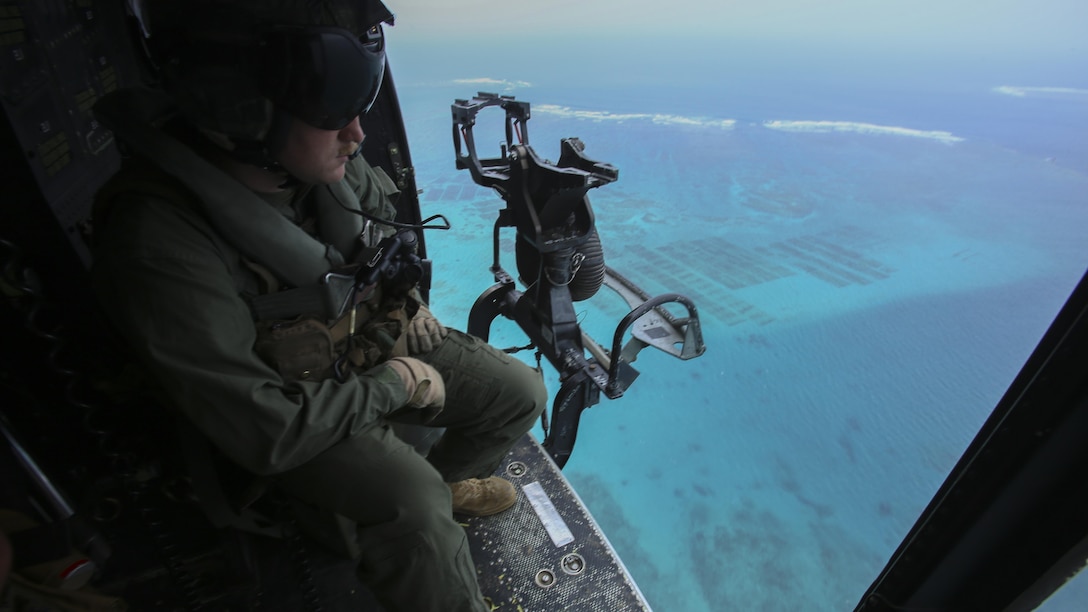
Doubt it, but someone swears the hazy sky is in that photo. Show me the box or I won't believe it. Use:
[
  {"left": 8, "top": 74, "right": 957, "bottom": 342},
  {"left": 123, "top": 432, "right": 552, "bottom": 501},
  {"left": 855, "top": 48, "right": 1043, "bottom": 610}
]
[{"left": 384, "top": 0, "right": 1087, "bottom": 58}]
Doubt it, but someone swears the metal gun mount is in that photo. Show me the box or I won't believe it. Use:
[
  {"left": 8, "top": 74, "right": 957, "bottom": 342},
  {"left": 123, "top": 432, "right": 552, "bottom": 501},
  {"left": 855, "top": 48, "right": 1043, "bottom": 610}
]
[{"left": 452, "top": 92, "right": 706, "bottom": 467}]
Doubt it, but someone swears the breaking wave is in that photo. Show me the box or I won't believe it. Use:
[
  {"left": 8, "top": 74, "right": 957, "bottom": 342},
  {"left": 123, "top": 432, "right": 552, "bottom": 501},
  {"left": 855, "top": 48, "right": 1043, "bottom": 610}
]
[
  {"left": 452, "top": 77, "right": 533, "bottom": 90},
  {"left": 762, "top": 120, "right": 964, "bottom": 144},
  {"left": 535, "top": 104, "right": 737, "bottom": 129},
  {"left": 993, "top": 85, "right": 1088, "bottom": 99}
]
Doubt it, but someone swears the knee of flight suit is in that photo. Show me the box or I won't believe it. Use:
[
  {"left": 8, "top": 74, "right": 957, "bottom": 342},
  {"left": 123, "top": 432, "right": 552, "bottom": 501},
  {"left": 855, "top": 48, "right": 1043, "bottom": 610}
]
[
  {"left": 504, "top": 356, "right": 548, "bottom": 422},
  {"left": 423, "top": 329, "right": 548, "bottom": 424}
]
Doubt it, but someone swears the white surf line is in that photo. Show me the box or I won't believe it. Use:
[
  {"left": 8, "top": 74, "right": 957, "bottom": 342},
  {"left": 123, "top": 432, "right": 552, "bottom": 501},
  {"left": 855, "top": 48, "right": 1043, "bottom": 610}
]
[
  {"left": 452, "top": 77, "right": 533, "bottom": 89},
  {"left": 762, "top": 120, "right": 963, "bottom": 144},
  {"left": 535, "top": 104, "right": 737, "bottom": 129},
  {"left": 993, "top": 85, "right": 1088, "bottom": 98}
]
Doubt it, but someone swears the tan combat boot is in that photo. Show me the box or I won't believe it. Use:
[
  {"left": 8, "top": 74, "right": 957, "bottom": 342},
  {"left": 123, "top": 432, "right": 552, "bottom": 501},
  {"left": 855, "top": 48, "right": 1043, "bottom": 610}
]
[{"left": 449, "top": 477, "right": 517, "bottom": 516}]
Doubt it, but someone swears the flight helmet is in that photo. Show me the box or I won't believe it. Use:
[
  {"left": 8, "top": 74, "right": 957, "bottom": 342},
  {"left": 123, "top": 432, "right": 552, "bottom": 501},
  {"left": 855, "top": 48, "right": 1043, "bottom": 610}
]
[{"left": 130, "top": 0, "right": 393, "bottom": 166}]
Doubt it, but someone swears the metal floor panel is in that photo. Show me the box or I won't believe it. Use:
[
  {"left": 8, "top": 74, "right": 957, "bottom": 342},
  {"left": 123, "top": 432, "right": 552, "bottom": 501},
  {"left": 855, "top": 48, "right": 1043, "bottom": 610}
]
[{"left": 465, "top": 434, "right": 652, "bottom": 612}]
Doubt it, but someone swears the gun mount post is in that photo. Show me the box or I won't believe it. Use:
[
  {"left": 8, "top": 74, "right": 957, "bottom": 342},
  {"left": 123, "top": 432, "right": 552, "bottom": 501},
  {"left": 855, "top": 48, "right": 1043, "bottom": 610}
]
[{"left": 452, "top": 92, "right": 706, "bottom": 467}]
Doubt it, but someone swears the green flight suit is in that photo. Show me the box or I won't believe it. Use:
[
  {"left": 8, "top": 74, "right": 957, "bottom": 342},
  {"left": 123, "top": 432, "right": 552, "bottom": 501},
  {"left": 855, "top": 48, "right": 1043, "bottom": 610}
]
[{"left": 92, "top": 129, "right": 546, "bottom": 611}]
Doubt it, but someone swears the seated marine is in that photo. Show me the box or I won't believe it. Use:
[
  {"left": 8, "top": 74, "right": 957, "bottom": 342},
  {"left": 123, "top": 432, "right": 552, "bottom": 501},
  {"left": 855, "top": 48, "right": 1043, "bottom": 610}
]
[{"left": 91, "top": 1, "right": 547, "bottom": 610}]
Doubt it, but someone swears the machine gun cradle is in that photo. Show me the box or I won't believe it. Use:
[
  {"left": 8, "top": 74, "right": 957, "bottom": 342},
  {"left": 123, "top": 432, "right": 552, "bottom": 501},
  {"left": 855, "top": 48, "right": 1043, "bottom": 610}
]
[{"left": 452, "top": 92, "right": 706, "bottom": 467}]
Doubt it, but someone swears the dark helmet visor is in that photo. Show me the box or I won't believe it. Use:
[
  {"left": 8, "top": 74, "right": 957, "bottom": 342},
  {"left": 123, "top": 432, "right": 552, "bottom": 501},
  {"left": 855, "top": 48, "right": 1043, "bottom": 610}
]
[{"left": 263, "top": 25, "right": 386, "bottom": 130}]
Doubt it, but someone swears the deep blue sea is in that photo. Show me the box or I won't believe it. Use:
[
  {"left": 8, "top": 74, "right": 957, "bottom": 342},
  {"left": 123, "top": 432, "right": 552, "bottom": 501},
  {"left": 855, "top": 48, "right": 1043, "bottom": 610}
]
[{"left": 387, "top": 34, "right": 1088, "bottom": 610}]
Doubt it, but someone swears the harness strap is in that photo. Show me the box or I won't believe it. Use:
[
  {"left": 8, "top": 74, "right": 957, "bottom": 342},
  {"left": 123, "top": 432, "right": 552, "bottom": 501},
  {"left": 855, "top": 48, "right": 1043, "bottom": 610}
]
[{"left": 249, "top": 271, "right": 364, "bottom": 322}]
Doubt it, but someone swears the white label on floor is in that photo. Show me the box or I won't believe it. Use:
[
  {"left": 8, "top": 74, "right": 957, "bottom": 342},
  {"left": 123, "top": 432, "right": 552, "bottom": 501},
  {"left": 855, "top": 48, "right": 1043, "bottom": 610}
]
[{"left": 523, "top": 481, "right": 575, "bottom": 547}]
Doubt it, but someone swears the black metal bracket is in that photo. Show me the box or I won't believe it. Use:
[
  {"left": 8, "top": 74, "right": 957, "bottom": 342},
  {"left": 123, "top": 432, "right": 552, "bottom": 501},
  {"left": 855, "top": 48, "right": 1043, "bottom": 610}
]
[{"left": 453, "top": 92, "right": 706, "bottom": 467}]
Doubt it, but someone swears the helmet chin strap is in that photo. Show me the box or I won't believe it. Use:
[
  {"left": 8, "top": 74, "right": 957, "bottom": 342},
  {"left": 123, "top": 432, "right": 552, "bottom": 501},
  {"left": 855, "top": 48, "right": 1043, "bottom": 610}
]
[
  {"left": 261, "top": 107, "right": 303, "bottom": 189},
  {"left": 275, "top": 171, "right": 302, "bottom": 190}
]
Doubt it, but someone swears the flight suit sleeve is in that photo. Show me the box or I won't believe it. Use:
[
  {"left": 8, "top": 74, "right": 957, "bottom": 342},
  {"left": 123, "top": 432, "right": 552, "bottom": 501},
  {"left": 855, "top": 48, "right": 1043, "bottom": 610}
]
[{"left": 92, "top": 193, "right": 409, "bottom": 476}]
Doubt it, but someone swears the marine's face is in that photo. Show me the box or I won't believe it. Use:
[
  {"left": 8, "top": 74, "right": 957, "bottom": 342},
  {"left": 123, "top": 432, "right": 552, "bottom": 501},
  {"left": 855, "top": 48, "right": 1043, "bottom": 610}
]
[{"left": 276, "top": 115, "right": 365, "bottom": 184}]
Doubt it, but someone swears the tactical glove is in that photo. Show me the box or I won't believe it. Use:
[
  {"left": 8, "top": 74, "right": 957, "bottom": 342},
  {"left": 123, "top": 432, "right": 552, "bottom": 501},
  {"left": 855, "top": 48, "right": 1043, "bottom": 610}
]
[
  {"left": 385, "top": 356, "right": 445, "bottom": 421},
  {"left": 405, "top": 303, "right": 449, "bottom": 355}
]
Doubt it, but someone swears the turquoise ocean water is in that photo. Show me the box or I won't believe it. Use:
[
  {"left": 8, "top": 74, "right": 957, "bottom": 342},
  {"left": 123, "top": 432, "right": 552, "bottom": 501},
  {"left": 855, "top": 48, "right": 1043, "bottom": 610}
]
[{"left": 387, "top": 35, "right": 1088, "bottom": 610}]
